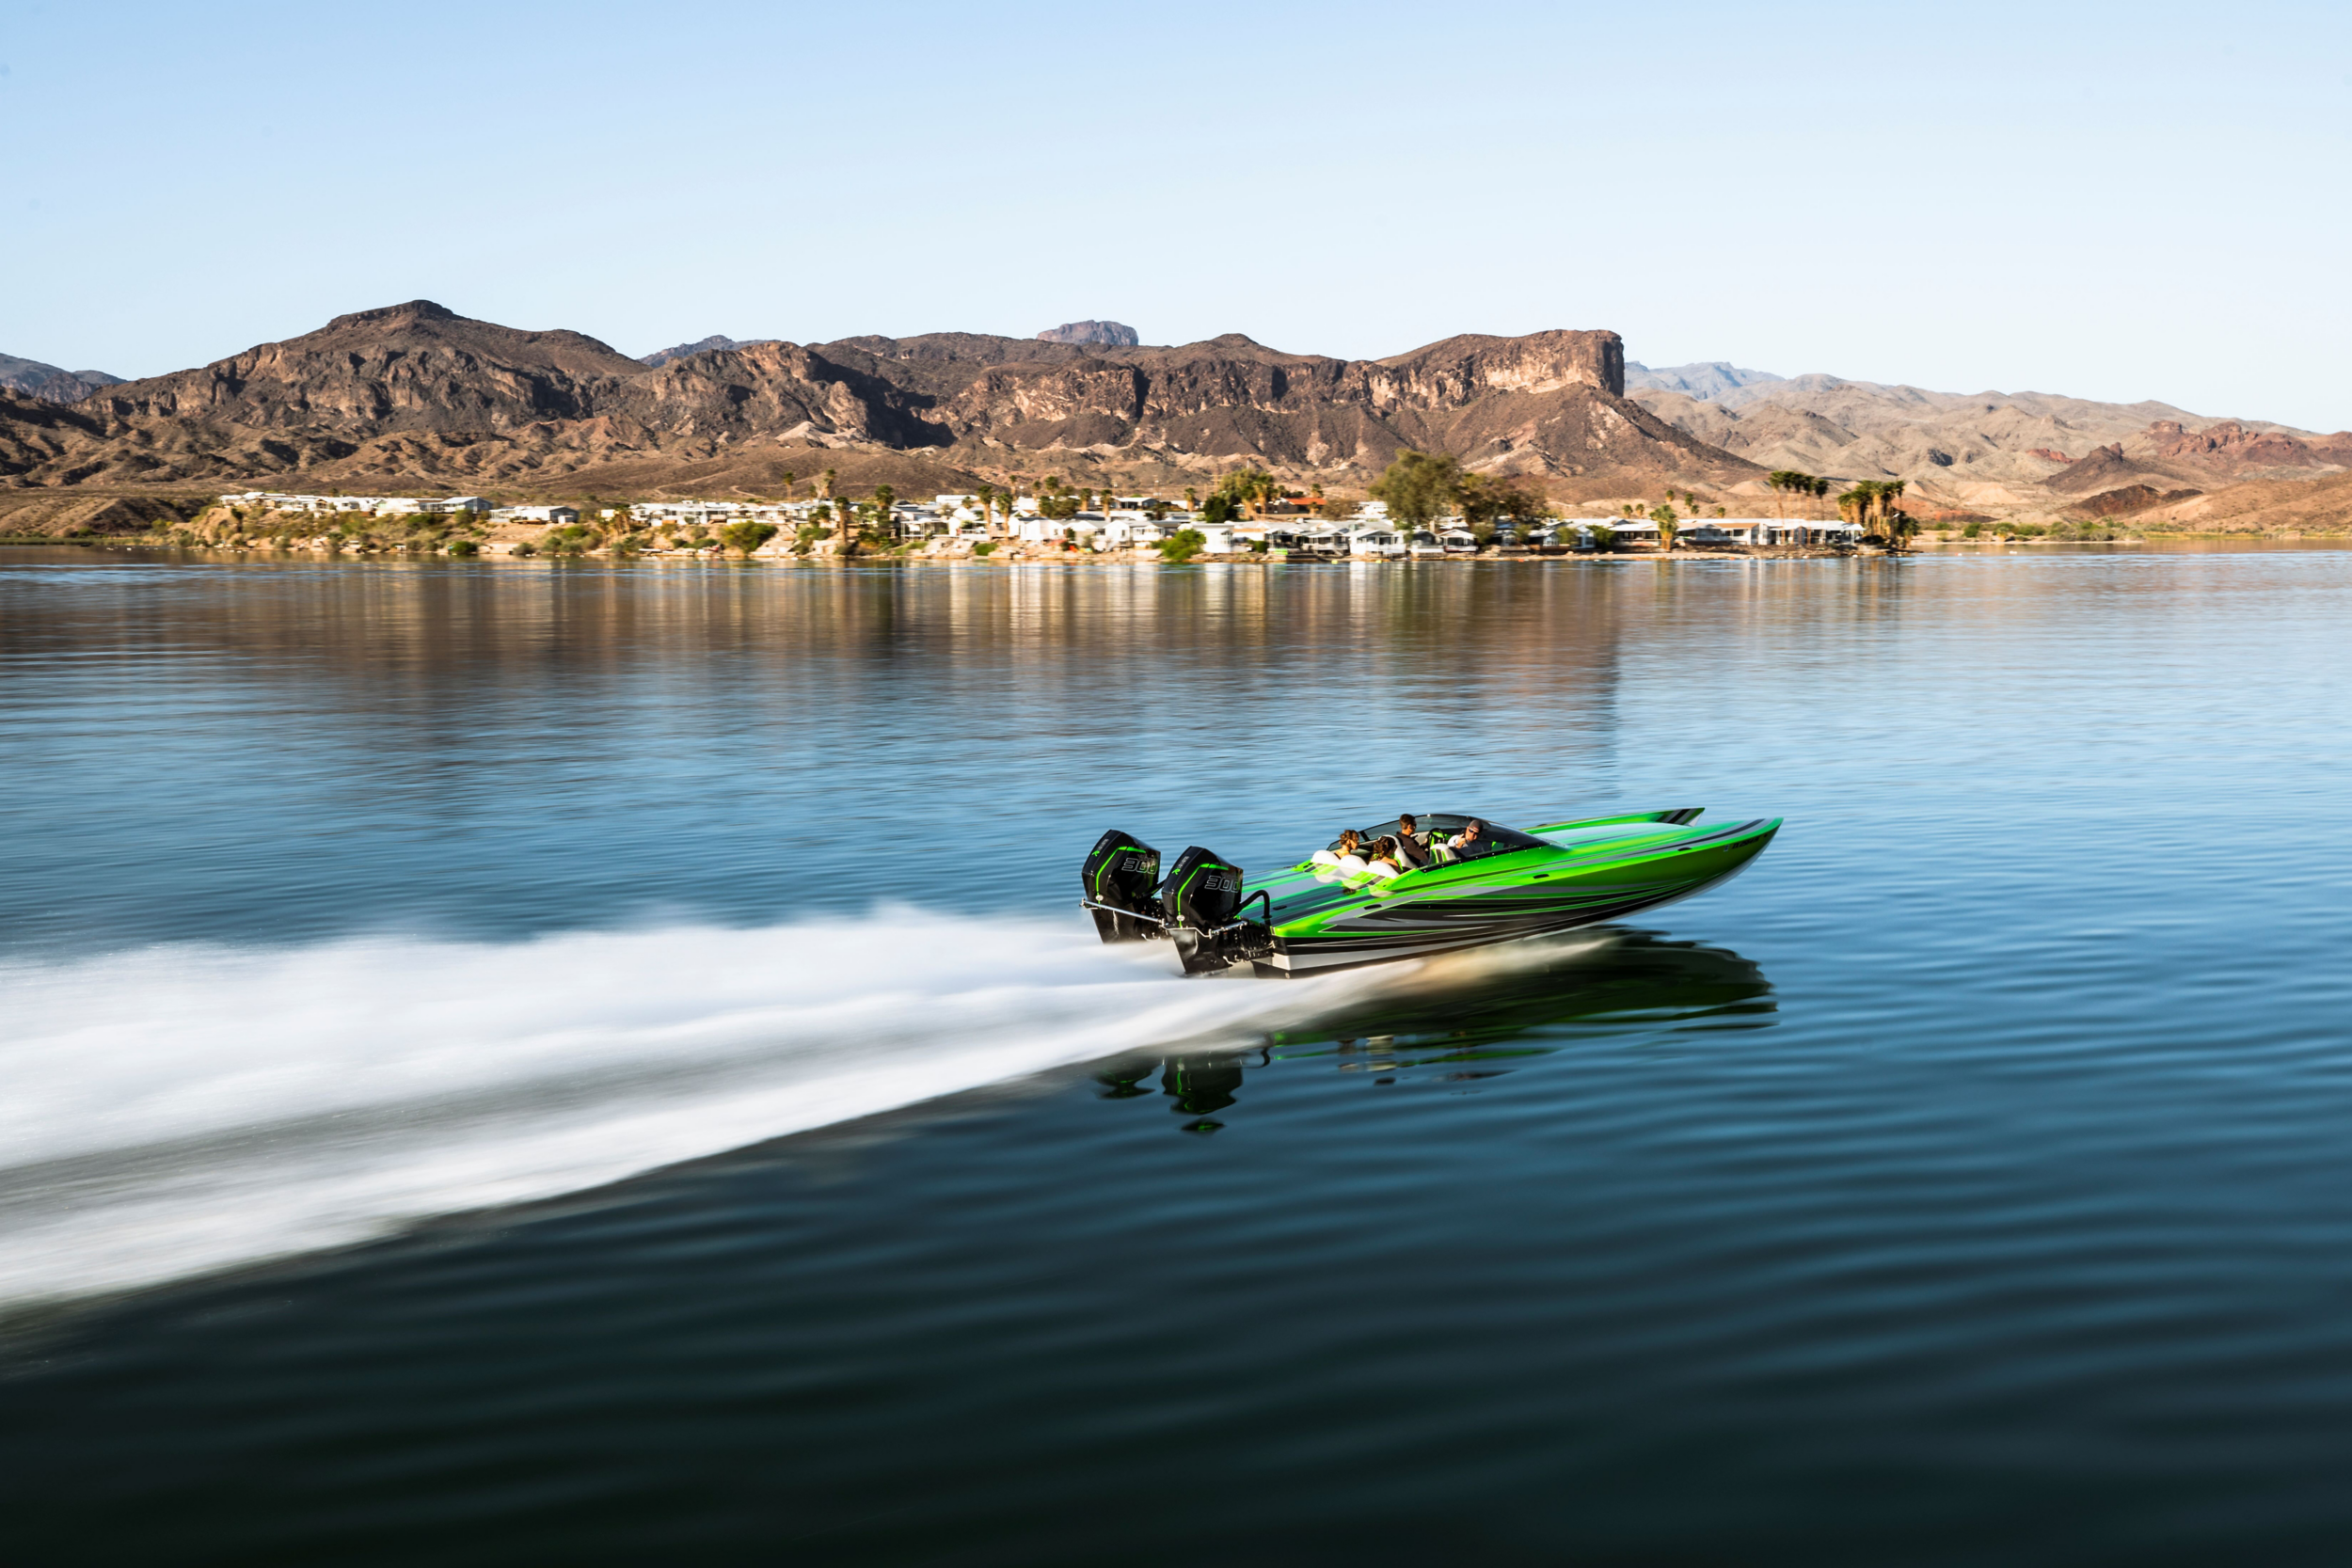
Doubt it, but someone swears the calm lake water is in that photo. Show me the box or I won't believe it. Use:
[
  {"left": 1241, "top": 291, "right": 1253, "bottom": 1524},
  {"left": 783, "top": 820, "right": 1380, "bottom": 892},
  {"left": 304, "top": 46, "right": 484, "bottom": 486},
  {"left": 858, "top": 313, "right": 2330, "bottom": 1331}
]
[{"left": 4, "top": 543, "right": 2351, "bottom": 1564}]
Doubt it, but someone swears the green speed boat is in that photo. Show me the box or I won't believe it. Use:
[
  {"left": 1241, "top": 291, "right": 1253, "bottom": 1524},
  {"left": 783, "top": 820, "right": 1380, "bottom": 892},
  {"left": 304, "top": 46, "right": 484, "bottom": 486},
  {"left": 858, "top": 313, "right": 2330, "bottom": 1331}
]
[{"left": 1082, "top": 810, "right": 1781, "bottom": 976}]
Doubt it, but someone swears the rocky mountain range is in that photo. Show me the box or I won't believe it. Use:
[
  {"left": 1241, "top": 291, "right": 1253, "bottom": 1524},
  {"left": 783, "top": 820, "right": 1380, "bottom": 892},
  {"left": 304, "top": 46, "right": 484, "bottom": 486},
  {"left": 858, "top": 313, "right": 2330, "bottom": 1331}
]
[
  {"left": 0, "top": 301, "right": 1751, "bottom": 509},
  {"left": 4, "top": 303, "right": 2348, "bottom": 537},
  {"left": 0, "top": 353, "right": 123, "bottom": 404}
]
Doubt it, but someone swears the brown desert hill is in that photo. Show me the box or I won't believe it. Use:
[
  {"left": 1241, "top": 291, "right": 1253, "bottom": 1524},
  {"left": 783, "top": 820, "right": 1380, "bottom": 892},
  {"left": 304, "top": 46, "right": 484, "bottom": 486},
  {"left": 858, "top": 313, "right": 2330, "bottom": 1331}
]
[
  {"left": 2142, "top": 419, "right": 2352, "bottom": 474},
  {"left": 2133, "top": 467, "right": 2352, "bottom": 533},
  {"left": 1630, "top": 369, "right": 2352, "bottom": 526},
  {"left": 0, "top": 388, "right": 105, "bottom": 476},
  {"left": 2045, "top": 443, "right": 2163, "bottom": 495},
  {"left": 2066, "top": 483, "right": 2203, "bottom": 519},
  {"left": 0, "top": 354, "right": 124, "bottom": 404},
  {"left": 80, "top": 300, "right": 650, "bottom": 435},
  {"left": 1633, "top": 378, "right": 2226, "bottom": 497},
  {"left": 0, "top": 306, "right": 1757, "bottom": 512}
]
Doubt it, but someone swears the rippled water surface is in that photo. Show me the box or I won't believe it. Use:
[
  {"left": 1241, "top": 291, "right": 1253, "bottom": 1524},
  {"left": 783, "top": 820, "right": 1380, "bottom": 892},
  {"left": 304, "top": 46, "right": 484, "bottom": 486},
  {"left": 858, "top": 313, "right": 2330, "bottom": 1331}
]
[{"left": 5, "top": 545, "right": 2352, "bottom": 1564}]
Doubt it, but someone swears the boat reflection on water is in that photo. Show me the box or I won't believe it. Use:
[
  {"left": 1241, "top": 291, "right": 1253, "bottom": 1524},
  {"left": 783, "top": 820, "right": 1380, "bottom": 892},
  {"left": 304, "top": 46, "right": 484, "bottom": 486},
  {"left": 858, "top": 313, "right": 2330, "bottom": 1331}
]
[{"left": 1094, "top": 927, "right": 1774, "bottom": 1132}]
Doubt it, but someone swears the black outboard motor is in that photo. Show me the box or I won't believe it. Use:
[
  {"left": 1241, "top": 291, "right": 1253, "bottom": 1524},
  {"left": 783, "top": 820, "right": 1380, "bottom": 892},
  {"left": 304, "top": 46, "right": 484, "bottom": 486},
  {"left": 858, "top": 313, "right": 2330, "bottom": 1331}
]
[
  {"left": 1081, "top": 830, "right": 1163, "bottom": 942},
  {"left": 1159, "top": 846, "right": 1274, "bottom": 974}
]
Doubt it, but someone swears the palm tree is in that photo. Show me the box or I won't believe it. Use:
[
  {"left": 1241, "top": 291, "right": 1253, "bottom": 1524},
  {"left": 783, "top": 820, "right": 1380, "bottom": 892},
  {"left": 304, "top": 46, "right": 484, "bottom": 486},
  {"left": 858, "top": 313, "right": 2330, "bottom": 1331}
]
[
  {"left": 1836, "top": 482, "right": 1883, "bottom": 532},
  {"left": 780, "top": 469, "right": 797, "bottom": 501},
  {"left": 1811, "top": 475, "right": 1831, "bottom": 518},
  {"left": 818, "top": 468, "right": 836, "bottom": 501}
]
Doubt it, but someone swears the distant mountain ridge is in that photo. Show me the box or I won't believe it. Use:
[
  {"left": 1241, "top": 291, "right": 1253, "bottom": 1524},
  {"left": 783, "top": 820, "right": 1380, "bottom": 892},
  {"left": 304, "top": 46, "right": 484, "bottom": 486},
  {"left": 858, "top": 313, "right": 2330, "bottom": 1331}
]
[
  {"left": 1623, "top": 361, "right": 1785, "bottom": 401},
  {"left": 1628, "top": 370, "right": 2352, "bottom": 512},
  {"left": 1037, "top": 320, "right": 1139, "bottom": 347},
  {"left": 639, "top": 334, "right": 778, "bottom": 368},
  {"left": 0, "top": 301, "right": 1751, "bottom": 500},
  {"left": 0, "top": 353, "right": 124, "bottom": 404}
]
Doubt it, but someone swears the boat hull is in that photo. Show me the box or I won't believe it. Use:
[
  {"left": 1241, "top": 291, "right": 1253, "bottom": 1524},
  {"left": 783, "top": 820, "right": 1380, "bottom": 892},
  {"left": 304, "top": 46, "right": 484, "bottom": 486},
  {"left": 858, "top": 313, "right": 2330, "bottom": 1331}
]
[{"left": 1254, "top": 816, "right": 1780, "bottom": 977}]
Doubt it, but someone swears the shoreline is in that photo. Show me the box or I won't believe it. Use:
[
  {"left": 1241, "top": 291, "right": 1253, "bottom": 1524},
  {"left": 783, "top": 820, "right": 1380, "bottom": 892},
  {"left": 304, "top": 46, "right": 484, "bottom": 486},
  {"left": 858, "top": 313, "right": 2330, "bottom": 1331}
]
[{"left": 9, "top": 535, "right": 2352, "bottom": 562}]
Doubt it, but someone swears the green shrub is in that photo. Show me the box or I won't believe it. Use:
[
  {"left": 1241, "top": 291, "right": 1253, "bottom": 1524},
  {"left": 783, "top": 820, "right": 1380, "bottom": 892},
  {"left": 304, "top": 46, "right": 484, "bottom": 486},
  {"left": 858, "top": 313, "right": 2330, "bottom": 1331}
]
[
  {"left": 721, "top": 521, "right": 780, "bottom": 556},
  {"left": 510, "top": 541, "right": 537, "bottom": 558},
  {"left": 971, "top": 540, "right": 995, "bottom": 556},
  {"left": 1158, "top": 528, "right": 1207, "bottom": 563},
  {"left": 446, "top": 538, "right": 481, "bottom": 557},
  {"left": 1962, "top": 522, "right": 1981, "bottom": 539}
]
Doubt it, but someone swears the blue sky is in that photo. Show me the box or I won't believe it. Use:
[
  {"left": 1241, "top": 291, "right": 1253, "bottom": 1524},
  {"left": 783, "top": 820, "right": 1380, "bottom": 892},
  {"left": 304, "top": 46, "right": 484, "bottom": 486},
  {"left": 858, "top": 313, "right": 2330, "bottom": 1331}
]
[{"left": 5, "top": 1, "right": 2348, "bottom": 428}]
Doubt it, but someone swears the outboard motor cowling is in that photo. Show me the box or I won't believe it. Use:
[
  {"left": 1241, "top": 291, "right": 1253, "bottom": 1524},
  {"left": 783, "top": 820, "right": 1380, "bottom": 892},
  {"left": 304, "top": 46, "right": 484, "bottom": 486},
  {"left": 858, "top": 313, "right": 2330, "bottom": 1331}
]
[
  {"left": 1159, "top": 846, "right": 1246, "bottom": 929},
  {"left": 1082, "top": 830, "right": 1163, "bottom": 942},
  {"left": 1159, "top": 847, "right": 1272, "bottom": 974}
]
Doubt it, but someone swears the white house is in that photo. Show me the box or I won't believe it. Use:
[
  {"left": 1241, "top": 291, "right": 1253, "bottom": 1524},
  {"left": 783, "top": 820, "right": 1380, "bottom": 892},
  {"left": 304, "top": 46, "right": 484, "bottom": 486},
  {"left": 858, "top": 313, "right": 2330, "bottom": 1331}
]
[
  {"left": 1093, "top": 517, "right": 1169, "bottom": 550},
  {"left": 1348, "top": 527, "right": 1406, "bottom": 558},
  {"left": 1018, "top": 515, "right": 1091, "bottom": 545},
  {"left": 1608, "top": 519, "right": 1662, "bottom": 547}
]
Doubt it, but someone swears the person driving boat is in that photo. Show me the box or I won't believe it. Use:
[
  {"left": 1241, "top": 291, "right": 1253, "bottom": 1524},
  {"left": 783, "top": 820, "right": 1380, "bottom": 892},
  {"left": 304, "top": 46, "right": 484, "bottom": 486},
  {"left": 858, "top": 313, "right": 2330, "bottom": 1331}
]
[{"left": 1441, "top": 818, "right": 1492, "bottom": 862}]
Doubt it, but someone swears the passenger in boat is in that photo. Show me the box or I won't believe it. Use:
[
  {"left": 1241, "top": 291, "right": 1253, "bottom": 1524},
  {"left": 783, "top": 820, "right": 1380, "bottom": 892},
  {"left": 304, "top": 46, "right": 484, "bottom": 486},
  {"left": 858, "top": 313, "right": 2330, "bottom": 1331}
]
[
  {"left": 1393, "top": 815, "right": 1433, "bottom": 869},
  {"left": 1311, "top": 829, "right": 1367, "bottom": 875},
  {"left": 1363, "top": 837, "right": 1405, "bottom": 879}
]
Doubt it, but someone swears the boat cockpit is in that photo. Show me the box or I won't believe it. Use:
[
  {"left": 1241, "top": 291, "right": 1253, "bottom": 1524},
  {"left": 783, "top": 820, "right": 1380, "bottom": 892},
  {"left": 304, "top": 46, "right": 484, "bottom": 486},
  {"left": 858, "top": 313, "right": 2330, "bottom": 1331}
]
[{"left": 1323, "top": 815, "right": 1548, "bottom": 867}]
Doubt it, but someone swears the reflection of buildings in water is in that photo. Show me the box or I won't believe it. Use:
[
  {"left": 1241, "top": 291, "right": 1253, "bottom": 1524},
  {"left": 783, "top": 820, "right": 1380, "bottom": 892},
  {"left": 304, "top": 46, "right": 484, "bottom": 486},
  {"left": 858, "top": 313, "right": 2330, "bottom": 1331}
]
[
  {"left": 103, "top": 562, "right": 1639, "bottom": 811},
  {"left": 1091, "top": 929, "right": 1773, "bottom": 1133}
]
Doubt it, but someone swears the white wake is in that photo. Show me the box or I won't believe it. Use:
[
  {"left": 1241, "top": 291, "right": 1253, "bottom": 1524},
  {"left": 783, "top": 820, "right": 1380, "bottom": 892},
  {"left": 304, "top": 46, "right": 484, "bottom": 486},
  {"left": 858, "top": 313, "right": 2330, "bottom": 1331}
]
[{"left": 0, "top": 911, "right": 1391, "bottom": 1310}]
